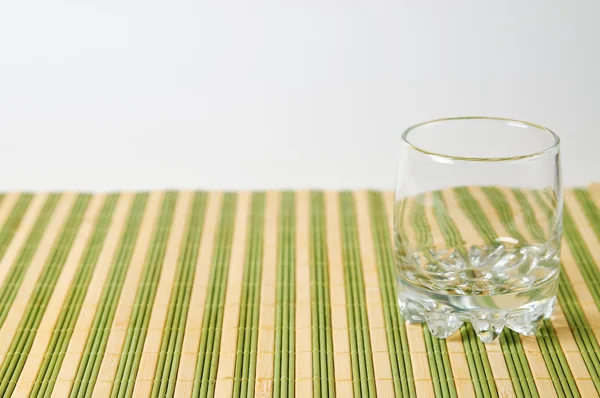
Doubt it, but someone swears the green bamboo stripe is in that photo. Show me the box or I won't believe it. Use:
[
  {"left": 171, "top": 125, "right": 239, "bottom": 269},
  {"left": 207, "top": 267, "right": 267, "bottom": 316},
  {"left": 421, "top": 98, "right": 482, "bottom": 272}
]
[
  {"left": 431, "top": 192, "right": 463, "bottom": 249},
  {"left": 497, "top": 331, "right": 536, "bottom": 398},
  {"left": 309, "top": 192, "right": 335, "bottom": 398},
  {"left": 0, "top": 194, "right": 33, "bottom": 259},
  {"left": 395, "top": 196, "right": 410, "bottom": 246},
  {"left": 536, "top": 318, "right": 580, "bottom": 398},
  {"left": 273, "top": 192, "right": 295, "bottom": 398},
  {"left": 561, "top": 202, "right": 600, "bottom": 319},
  {"left": 408, "top": 195, "right": 433, "bottom": 250},
  {"left": 70, "top": 193, "right": 149, "bottom": 397},
  {"left": 339, "top": 192, "right": 376, "bottom": 397},
  {"left": 481, "top": 188, "right": 526, "bottom": 243},
  {"left": 425, "top": 331, "right": 456, "bottom": 398},
  {"left": 407, "top": 195, "right": 457, "bottom": 398},
  {"left": 233, "top": 193, "right": 266, "bottom": 397},
  {"left": 453, "top": 187, "right": 538, "bottom": 398},
  {"left": 530, "top": 191, "right": 558, "bottom": 236},
  {"left": 573, "top": 189, "right": 600, "bottom": 248},
  {"left": 511, "top": 189, "right": 546, "bottom": 241},
  {"left": 0, "top": 194, "right": 61, "bottom": 328},
  {"left": 110, "top": 192, "right": 179, "bottom": 398},
  {"left": 532, "top": 191, "right": 600, "bottom": 393},
  {"left": 31, "top": 194, "right": 119, "bottom": 397},
  {"left": 0, "top": 194, "right": 92, "bottom": 397},
  {"left": 461, "top": 324, "right": 498, "bottom": 398},
  {"left": 511, "top": 190, "right": 579, "bottom": 398},
  {"left": 433, "top": 191, "right": 497, "bottom": 398},
  {"left": 368, "top": 192, "right": 415, "bottom": 398},
  {"left": 192, "top": 193, "right": 237, "bottom": 397},
  {"left": 231, "top": 193, "right": 265, "bottom": 398},
  {"left": 484, "top": 187, "right": 577, "bottom": 397},
  {"left": 453, "top": 187, "right": 496, "bottom": 245},
  {"left": 556, "top": 273, "right": 600, "bottom": 392},
  {"left": 570, "top": 190, "right": 600, "bottom": 369},
  {"left": 150, "top": 192, "right": 208, "bottom": 398}
]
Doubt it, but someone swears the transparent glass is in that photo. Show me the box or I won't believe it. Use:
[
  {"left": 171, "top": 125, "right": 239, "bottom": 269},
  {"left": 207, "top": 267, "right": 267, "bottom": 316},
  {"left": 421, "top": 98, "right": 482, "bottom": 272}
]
[{"left": 394, "top": 117, "right": 562, "bottom": 343}]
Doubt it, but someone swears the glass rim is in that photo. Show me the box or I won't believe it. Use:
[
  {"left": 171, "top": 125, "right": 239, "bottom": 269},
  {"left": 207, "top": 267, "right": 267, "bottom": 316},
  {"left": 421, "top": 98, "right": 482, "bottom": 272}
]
[{"left": 401, "top": 116, "right": 561, "bottom": 162}]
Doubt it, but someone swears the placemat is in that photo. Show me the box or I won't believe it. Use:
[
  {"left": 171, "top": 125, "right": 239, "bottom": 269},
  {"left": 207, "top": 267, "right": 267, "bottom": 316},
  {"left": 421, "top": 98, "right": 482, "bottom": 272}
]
[{"left": 0, "top": 187, "right": 597, "bottom": 397}]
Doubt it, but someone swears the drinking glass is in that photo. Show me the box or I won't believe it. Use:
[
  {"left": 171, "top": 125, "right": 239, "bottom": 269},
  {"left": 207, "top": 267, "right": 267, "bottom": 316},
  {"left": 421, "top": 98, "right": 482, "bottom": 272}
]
[{"left": 394, "top": 117, "right": 562, "bottom": 343}]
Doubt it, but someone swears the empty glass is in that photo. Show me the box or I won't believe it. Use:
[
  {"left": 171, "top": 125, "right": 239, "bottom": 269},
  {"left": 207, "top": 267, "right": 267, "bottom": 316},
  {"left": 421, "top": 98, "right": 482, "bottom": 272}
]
[{"left": 394, "top": 117, "right": 562, "bottom": 343}]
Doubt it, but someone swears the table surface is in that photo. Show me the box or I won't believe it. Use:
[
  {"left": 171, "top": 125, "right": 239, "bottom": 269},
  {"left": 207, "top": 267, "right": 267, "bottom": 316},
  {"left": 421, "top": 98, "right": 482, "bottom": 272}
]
[{"left": 0, "top": 187, "right": 597, "bottom": 397}]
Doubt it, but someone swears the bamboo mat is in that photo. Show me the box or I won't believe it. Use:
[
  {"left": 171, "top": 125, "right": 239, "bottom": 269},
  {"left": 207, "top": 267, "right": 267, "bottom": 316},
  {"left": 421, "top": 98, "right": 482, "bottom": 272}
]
[{"left": 0, "top": 187, "right": 597, "bottom": 397}]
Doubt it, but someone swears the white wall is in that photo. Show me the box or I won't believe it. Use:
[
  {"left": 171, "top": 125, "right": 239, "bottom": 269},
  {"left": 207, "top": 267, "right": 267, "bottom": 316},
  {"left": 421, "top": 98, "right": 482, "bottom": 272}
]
[{"left": 1, "top": 1, "right": 598, "bottom": 191}]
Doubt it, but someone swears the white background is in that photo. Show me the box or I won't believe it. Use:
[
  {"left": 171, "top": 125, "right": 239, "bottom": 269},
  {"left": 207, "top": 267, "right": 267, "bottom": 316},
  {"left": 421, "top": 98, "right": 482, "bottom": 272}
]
[{"left": 1, "top": 1, "right": 598, "bottom": 191}]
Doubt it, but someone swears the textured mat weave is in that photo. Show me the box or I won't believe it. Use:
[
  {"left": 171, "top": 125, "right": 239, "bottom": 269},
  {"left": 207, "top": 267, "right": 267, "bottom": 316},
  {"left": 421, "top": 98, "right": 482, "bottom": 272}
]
[{"left": 0, "top": 187, "right": 598, "bottom": 397}]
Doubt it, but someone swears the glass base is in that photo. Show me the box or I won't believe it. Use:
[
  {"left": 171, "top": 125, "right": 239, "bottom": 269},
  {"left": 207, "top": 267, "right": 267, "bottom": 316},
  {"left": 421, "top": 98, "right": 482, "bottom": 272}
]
[{"left": 397, "top": 277, "right": 557, "bottom": 343}]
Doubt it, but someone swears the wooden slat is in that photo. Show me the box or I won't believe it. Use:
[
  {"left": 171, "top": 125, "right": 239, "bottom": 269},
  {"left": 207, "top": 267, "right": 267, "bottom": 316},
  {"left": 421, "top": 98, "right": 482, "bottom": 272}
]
[
  {"left": 254, "top": 191, "right": 280, "bottom": 397},
  {"left": 445, "top": 188, "right": 515, "bottom": 397},
  {"left": 474, "top": 186, "right": 556, "bottom": 397},
  {"left": 354, "top": 191, "right": 394, "bottom": 397},
  {"left": 383, "top": 192, "right": 435, "bottom": 397},
  {"left": 13, "top": 193, "right": 108, "bottom": 395},
  {"left": 0, "top": 192, "right": 24, "bottom": 244},
  {"left": 131, "top": 191, "right": 193, "bottom": 396},
  {"left": 0, "top": 193, "right": 77, "bottom": 362},
  {"left": 50, "top": 193, "right": 137, "bottom": 397},
  {"left": 423, "top": 191, "right": 475, "bottom": 398},
  {"left": 524, "top": 189, "right": 595, "bottom": 395},
  {"left": 563, "top": 190, "right": 600, "bottom": 344},
  {"left": 0, "top": 193, "right": 49, "bottom": 287},
  {"left": 295, "top": 191, "right": 313, "bottom": 398},
  {"left": 173, "top": 192, "right": 223, "bottom": 397},
  {"left": 211, "top": 192, "right": 252, "bottom": 396},
  {"left": 565, "top": 189, "right": 600, "bottom": 271},
  {"left": 325, "top": 191, "right": 353, "bottom": 397},
  {"left": 88, "top": 192, "right": 165, "bottom": 396},
  {"left": 588, "top": 183, "right": 600, "bottom": 202}
]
